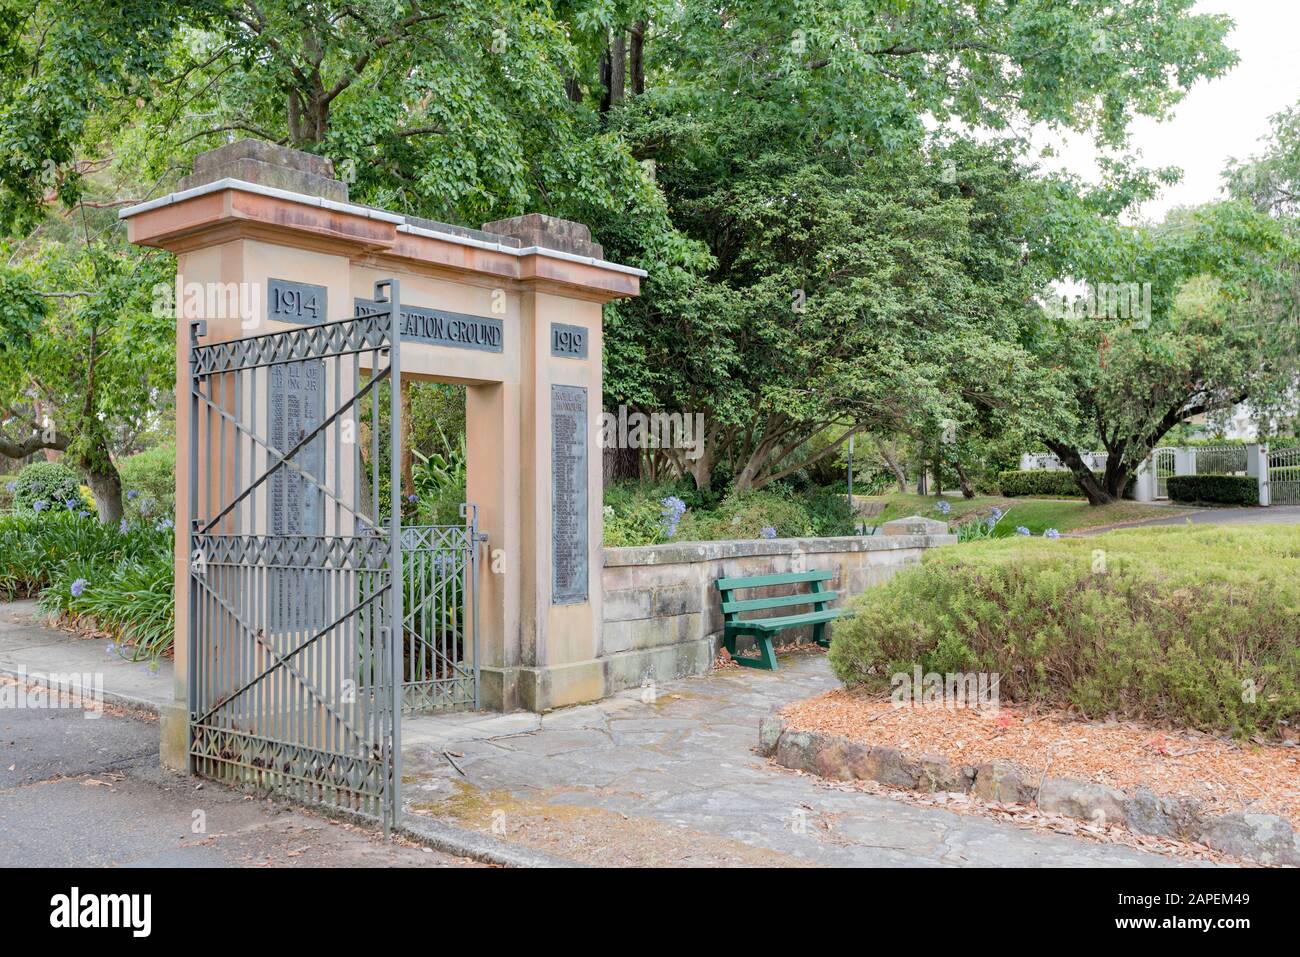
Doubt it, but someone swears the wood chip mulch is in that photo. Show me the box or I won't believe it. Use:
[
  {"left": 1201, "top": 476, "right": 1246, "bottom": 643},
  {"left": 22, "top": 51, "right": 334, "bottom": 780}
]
[{"left": 781, "top": 687, "right": 1300, "bottom": 830}]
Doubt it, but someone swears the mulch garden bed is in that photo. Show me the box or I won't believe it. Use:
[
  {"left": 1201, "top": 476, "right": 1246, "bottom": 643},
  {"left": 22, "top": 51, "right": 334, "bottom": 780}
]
[{"left": 780, "top": 687, "right": 1300, "bottom": 828}]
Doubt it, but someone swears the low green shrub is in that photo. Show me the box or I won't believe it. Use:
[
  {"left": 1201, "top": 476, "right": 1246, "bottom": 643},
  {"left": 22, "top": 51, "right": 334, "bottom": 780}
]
[
  {"left": 118, "top": 444, "right": 177, "bottom": 520},
  {"left": 828, "top": 526, "right": 1300, "bottom": 739},
  {"left": 677, "top": 489, "right": 813, "bottom": 541},
  {"left": 1166, "top": 474, "right": 1258, "bottom": 505},
  {"left": 998, "top": 469, "right": 1090, "bottom": 497},
  {"left": 11, "top": 461, "right": 83, "bottom": 515}
]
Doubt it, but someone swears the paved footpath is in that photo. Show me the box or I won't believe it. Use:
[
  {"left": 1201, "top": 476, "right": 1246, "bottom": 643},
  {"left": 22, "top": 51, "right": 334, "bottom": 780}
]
[
  {"left": 401, "top": 656, "right": 1198, "bottom": 867},
  {"left": 0, "top": 598, "right": 1204, "bottom": 867}
]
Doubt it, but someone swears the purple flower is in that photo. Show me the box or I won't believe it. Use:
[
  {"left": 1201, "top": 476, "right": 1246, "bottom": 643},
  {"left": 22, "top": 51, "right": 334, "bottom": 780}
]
[
  {"left": 407, "top": 493, "right": 418, "bottom": 503},
  {"left": 65, "top": 497, "right": 80, "bottom": 511},
  {"left": 32, "top": 499, "right": 47, "bottom": 513},
  {"left": 70, "top": 578, "right": 88, "bottom": 598},
  {"left": 78, "top": 510, "right": 89, "bottom": 518},
  {"left": 157, "top": 518, "right": 174, "bottom": 531},
  {"left": 1044, "top": 528, "right": 1061, "bottom": 539},
  {"left": 760, "top": 525, "right": 777, "bottom": 539},
  {"left": 105, "top": 642, "right": 118, "bottom": 656},
  {"left": 127, "top": 489, "right": 139, "bottom": 501},
  {"left": 989, "top": 507, "right": 1003, "bottom": 521},
  {"left": 659, "top": 495, "right": 687, "bottom": 538},
  {"left": 119, "top": 518, "right": 129, "bottom": 534},
  {"left": 138, "top": 498, "right": 153, "bottom": 515},
  {"left": 4, "top": 481, "right": 15, "bottom": 493},
  {"left": 936, "top": 500, "right": 951, "bottom": 515},
  {"left": 1015, "top": 525, "right": 1031, "bottom": 536}
]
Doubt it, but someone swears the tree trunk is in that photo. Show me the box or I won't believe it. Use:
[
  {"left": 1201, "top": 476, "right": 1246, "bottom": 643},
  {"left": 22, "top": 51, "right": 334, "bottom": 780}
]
[
  {"left": 879, "top": 441, "right": 907, "bottom": 492},
  {"left": 954, "top": 460, "right": 976, "bottom": 499},
  {"left": 603, "top": 445, "right": 640, "bottom": 485},
  {"left": 609, "top": 29, "right": 626, "bottom": 106},
  {"left": 83, "top": 458, "right": 124, "bottom": 524},
  {"left": 1045, "top": 441, "right": 1114, "bottom": 505},
  {"left": 629, "top": 22, "right": 646, "bottom": 95}
]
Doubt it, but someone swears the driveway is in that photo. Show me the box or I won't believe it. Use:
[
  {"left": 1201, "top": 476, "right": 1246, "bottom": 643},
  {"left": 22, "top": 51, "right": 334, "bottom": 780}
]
[
  {"left": 1081, "top": 504, "right": 1300, "bottom": 534},
  {"left": 0, "top": 678, "right": 471, "bottom": 867}
]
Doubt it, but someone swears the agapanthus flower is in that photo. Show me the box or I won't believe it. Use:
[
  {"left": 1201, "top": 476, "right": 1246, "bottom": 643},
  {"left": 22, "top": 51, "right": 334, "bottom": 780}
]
[
  {"left": 127, "top": 489, "right": 139, "bottom": 501},
  {"left": 659, "top": 495, "right": 687, "bottom": 538},
  {"left": 5, "top": 480, "right": 16, "bottom": 493},
  {"left": 157, "top": 518, "right": 174, "bottom": 531},
  {"left": 119, "top": 518, "right": 129, "bottom": 534},
  {"left": 32, "top": 499, "right": 47, "bottom": 513},
  {"left": 78, "top": 510, "right": 89, "bottom": 519},
  {"left": 760, "top": 525, "right": 777, "bottom": 539},
  {"left": 407, "top": 493, "right": 418, "bottom": 503},
  {"left": 1015, "top": 526, "right": 1031, "bottom": 536},
  {"left": 65, "top": 497, "right": 80, "bottom": 511},
  {"left": 1043, "top": 528, "right": 1061, "bottom": 539},
  {"left": 936, "top": 500, "right": 951, "bottom": 515},
  {"left": 70, "top": 578, "right": 87, "bottom": 598},
  {"left": 989, "top": 507, "right": 1003, "bottom": 520}
]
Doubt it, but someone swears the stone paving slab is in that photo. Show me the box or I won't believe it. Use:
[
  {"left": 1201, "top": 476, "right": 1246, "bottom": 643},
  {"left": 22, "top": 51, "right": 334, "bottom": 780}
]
[
  {"left": 0, "top": 599, "right": 173, "bottom": 713},
  {"left": 402, "top": 654, "right": 1204, "bottom": 867}
]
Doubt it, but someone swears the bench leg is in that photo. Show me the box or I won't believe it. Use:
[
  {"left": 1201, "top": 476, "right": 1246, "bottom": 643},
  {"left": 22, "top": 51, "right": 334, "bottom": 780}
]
[
  {"left": 812, "top": 621, "right": 830, "bottom": 649},
  {"left": 727, "top": 632, "right": 777, "bottom": 671}
]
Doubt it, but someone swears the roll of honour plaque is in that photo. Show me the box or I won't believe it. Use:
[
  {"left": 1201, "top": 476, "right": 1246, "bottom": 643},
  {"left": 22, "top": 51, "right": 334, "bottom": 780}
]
[{"left": 551, "top": 385, "right": 588, "bottom": 604}]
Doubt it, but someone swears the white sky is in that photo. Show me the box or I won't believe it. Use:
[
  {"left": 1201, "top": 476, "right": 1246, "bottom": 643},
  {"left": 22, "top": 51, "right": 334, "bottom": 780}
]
[{"left": 1033, "top": 0, "right": 1300, "bottom": 223}]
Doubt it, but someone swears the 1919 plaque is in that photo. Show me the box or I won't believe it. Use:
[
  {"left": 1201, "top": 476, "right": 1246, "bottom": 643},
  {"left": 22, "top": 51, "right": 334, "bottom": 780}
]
[{"left": 551, "top": 384, "right": 588, "bottom": 604}]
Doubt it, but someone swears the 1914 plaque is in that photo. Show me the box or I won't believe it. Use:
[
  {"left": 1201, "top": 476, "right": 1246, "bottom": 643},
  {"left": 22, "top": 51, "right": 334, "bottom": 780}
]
[{"left": 551, "top": 384, "right": 588, "bottom": 604}]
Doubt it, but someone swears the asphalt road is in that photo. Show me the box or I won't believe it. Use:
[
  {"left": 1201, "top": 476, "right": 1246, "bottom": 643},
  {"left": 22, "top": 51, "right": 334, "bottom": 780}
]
[
  {"left": 1122, "top": 504, "right": 1300, "bottom": 528},
  {"left": 0, "top": 681, "right": 471, "bottom": 868}
]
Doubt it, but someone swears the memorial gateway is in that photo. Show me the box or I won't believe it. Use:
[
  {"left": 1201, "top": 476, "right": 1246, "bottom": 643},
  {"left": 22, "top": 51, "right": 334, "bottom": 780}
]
[{"left": 121, "top": 140, "right": 645, "bottom": 826}]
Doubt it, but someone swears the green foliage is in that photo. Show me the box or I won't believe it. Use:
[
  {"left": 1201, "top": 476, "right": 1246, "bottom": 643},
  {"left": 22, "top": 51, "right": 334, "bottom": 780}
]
[
  {"left": 1166, "top": 475, "right": 1258, "bottom": 506},
  {"left": 411, "top": 434, "right": 467, "bottom": 526},
  {"left": 828, "top": 526, "right": 1300, "bottom": 739},
  {"left": 117, "top": 444, "right": 176, "bottom": 520},
  {"left": 0, "top": 511, "right": 173, "bottom": 659},
  {"left": 0, "top": 473, "right": 17, "bottom": 511},
  {"left": 678, "top": 490, "right": 813, "bottom": 541},
  {"left": 11, "top": 461, "right": 82, "bottom": 514},
  {"left": 999, "top": 470, "right": 1093, "bottom": 498}
]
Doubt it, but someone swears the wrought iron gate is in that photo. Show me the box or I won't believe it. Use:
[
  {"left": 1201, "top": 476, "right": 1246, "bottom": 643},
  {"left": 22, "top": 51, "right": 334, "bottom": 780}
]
[
  {"left": 1270, "top": 446, "right": 1300, "bottom": 505},
  {"left": 400, "top": 506, "right": 483, "bottom": 713},
  {"left": 187, "top": 280, "right": 405, "bottom": 827},
  {"left": 1154, "top": 447, "right": 1176, "bottom": 499}
]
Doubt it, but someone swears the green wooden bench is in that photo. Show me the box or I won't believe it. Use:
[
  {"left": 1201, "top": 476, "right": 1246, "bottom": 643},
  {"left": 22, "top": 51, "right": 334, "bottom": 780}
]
[{"left": 715, "top": 569, "right": 846, "bottom": 671}]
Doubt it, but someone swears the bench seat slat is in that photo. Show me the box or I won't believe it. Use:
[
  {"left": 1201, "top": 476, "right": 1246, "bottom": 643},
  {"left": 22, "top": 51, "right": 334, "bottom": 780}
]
[
  {"left": 716, "top": 569, "right": 833, "bottom": 591},
  {"left": 721, "top": 590, "right": 839, "bottom": 614},
  {"left": 728, "top": 608, "right": 843, "bottom": 632}
]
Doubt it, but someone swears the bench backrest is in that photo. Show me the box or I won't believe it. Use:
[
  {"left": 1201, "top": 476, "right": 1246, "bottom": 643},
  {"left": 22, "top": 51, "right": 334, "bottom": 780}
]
[{"left": 715, "top": 569, "right": 836, "bottom": 619}]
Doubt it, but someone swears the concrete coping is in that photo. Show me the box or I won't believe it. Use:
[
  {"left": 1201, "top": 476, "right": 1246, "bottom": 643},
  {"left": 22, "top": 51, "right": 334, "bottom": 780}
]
[
  {"left": 603, "top": 534, "right": 957, "bottom": 567},
  {"left": 118, "top": 178, "right": 648, "bottom": 278}
]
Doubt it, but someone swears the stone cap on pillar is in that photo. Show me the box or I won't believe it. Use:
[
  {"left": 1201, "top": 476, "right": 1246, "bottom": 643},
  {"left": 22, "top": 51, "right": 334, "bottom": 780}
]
[
  {"left": 179, "top": 139, "right": 348, "bottom": 202},
  {"left": 481, "top": 213, "right": 604, "bottom": 259}
]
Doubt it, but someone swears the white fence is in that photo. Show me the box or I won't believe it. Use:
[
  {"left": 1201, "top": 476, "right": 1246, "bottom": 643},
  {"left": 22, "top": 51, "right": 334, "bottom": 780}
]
[{"left": 1020, "top": 445, "right": 1279, "bottom": 505}]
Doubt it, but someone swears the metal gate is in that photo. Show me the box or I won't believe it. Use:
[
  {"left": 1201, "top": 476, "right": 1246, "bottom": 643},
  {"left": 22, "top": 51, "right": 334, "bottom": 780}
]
[
  {"left": 400, "top": 507, "right": 482, "bottom": 713},
  {"left": 1154, "top": 447, "right": 1176, "bottom": 499},
  {"left": 1270, "top": 446, "right": 1300, "bottom": 505},
  {"left": 187, "top": 280, "right": 405, "bottom": 827}
]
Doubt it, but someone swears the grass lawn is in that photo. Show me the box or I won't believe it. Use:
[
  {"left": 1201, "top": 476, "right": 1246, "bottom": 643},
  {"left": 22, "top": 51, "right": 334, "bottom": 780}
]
[{"left": 867, "top": 492, "right": 1191, "bottom": 536}]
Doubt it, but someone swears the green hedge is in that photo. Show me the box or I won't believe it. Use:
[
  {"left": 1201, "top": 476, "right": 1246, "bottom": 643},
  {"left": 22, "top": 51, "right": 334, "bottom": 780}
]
[
  {"left": 1166, "top": 474, "right": 1258, "bottom": 505},
  {"left": 827, "top": 526, "right": 1300, "bottom": 739},
  {"left": 998, "top": 469, "right": 1093, "bottom": 497}
]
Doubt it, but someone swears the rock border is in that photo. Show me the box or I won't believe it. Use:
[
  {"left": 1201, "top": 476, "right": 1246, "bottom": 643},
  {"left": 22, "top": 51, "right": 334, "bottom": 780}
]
[{"left": 760, "top": 714, "right": 1299, "bottom": 867}]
